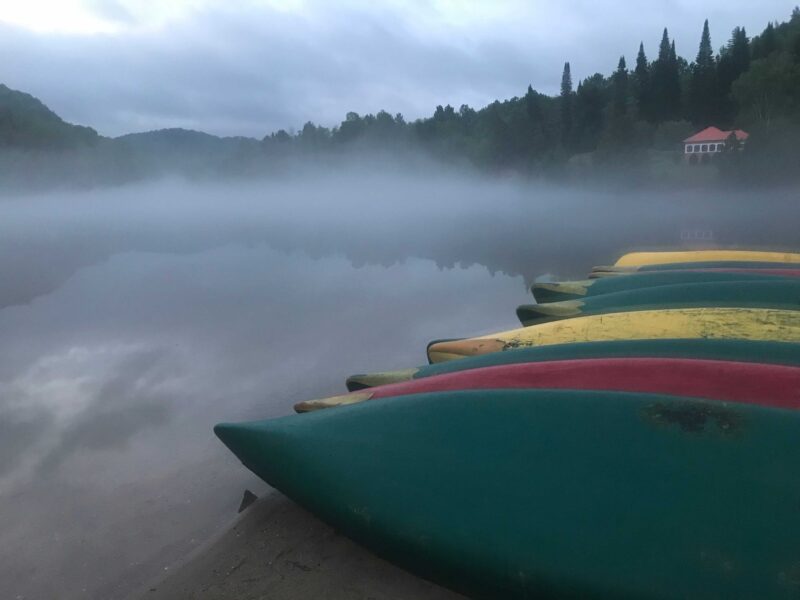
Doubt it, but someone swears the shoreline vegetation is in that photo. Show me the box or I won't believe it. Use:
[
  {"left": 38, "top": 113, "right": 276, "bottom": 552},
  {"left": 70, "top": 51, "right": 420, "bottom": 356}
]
[{"left": 3, "top": 10, "right": 800, "bottom": 191}]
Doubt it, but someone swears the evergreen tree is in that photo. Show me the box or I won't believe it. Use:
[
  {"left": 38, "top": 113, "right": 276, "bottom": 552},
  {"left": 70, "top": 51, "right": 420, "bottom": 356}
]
[
  {"left": 612, "top": 56, "right": 629, "bottom": 116},
  {"left": 634, "top": 42, "right": 652, "bottom": 120},
  {"left": 601, "top": 56, "right": 639, "bottom": 161},
  {"left": 752, "top": 22, "right": 778, "bottom": 59},
  {"left": 525, "top": 85, "right": 541, "bottom": 121},
  {"left": 717, "top": 26, "right": 750, "bottom": 124},
  {"left": 651, "top": 29, "right": 682, "bottom": 121},
  {"left": 574, "top": 73, "right": 609, "bottom": 152},
  {"left": 560, "top": 62, "right": 574, "bottom": 147},
  {"left": 688, "top": 19, "right": 719, "bottom": 125}
]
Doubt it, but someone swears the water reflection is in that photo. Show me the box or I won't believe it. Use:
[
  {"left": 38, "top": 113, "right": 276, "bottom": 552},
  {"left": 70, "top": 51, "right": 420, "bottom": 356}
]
[{"left": 1, "top": 175, "right": 798, "bottom": 599}]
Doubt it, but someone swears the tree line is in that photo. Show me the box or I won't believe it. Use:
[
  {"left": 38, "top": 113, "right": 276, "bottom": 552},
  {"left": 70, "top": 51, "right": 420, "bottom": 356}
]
[{"left": 263, "top": 8, "right": 800, "bottom": 183}]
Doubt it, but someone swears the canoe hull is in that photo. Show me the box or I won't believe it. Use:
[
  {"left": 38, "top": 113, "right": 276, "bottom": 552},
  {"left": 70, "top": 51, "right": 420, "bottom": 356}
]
[
  {"left": 346, "top": 339, "right": 800, "bottom": 390},
  {"left": 217, "top": 390, "right": 800, "bottom": 599},
  {"left": 531, "top": 271, "right": 793, "bottom": 303},
  {"left": 592, "top": 261, "right": 800, "bottom": 276},
  {"left": 299, "top": 358, "right": 800, "bottom": 412},
  {"left": 518, "top": 280, "right": 800, "bottom": 325},
  {"left": 614, "top": 250, "right": 800, "bottom": 267},
  {"left": 427, "top": 308, "right": 800, "bottom": 363}
]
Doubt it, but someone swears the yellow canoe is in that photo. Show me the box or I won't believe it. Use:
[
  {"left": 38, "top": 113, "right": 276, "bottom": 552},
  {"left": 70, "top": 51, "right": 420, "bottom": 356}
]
[
  {"left": 615, "top": 250, "right": 800, "bottom": 267},
  {"left": 427, "top": 307, "right": 800, "bottom": 363}
]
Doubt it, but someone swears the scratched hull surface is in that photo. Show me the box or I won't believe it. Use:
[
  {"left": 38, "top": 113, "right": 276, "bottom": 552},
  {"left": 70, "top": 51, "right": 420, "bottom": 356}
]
[
  {"left": 531, "top": 271, "right": 792, "bottom": 303},
  {"left": 297, "top": 358, "right": 800, "bottom": 412},
  {"left": 427, "top": 308, "right": 800, "bottom": 363},
  {"left": 614, "top": 250, "right": 800, "bottom": 267},
  {"left": 518, "top": 280, "right": 800, "bottom": 325},
  {"left": 346, "top": 339, "right": 800, "bottom": 390},
  {"left": 216, "top": 390, "right": 800, "bottom": 600}
]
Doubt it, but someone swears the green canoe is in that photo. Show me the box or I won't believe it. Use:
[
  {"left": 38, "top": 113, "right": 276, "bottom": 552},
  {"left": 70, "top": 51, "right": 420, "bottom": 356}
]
[
  {"left": 591, "top": 261, "right": 800, "bottom": 275},
  {"left": 345, "top": 339, "right": 800, "bottom": 390},
  {"left": 216, "top": 389, "right": 800, "bottom": 599},
  {"left": 518, "top": 280, "right": 800, "bottom": 326},
  {"left": 532, "top": 271, "right": 790, "bottom": 303}
]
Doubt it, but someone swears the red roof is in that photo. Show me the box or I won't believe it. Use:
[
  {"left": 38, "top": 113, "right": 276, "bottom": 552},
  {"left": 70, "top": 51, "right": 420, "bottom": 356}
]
[{"left": 684, "top": 126, "right": 749, "bottom": 143}]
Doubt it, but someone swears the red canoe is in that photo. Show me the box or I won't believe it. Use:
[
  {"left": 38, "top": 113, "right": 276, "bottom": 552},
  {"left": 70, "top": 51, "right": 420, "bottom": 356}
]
[{"left": 295, "top": 358, "right": 800, "bottom": 412}]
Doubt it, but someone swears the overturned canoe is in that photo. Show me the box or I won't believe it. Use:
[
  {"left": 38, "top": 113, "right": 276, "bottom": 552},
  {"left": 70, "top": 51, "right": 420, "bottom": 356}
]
[
  {"left": 518, "top": 280, "right": 800, "bottom": 326},
  {"left": 427, "top": 308, "right": 800, "bottom": 363},
  {"left": 615, "top": 249, "right": 800, "bottom": 267},
  {"left": 531, "top": 271, "right": 794, "bottom": 303},
  {"left": 217, "top": 389, "right": 800, "bottom": 599},
  {"left": 591, "top": 262, "right": 800, "bottom": 276},
  {"left": 346, "top": 339, "right": 800, "bottom": 390},
  {"left": 298, "top": 358, "right": 800, "bottom": 412}
]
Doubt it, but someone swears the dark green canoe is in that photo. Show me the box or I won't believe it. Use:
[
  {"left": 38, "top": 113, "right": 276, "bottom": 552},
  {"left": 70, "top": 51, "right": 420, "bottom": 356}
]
[
  {"left": 532, "top": 271, "right": 790, "bottom": 303},
  {"left": 345, "top": 339, "right": 800, "bottom": 390},
  {"left": 591, "top": 261, "right": 800, "bottom": 275},
  {"left": 216, "top": 389, "right": 800, "bottom": 599},
  {"left": 518, "top": 280, "right": 800, "bottom": 326}
]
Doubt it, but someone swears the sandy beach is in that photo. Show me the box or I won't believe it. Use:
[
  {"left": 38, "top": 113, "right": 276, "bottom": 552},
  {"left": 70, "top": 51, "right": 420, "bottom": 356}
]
[{"left": 140, "top": 490, "right": 464, "bottom": 600}]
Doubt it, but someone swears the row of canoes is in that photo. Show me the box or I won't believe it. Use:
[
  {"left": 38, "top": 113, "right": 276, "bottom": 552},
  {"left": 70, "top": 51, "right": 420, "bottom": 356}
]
[{"left": 216, "top": 249, "right": 800, "bottom": 599}]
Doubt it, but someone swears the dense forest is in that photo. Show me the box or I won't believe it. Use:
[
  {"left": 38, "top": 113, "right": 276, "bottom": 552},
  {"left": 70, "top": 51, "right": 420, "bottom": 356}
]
[
  {"left": 261, "top": 8, "right": 800, "bottom": 184},
  {"left": 2, "top": 9, "right": 800, "bottom": 189}
]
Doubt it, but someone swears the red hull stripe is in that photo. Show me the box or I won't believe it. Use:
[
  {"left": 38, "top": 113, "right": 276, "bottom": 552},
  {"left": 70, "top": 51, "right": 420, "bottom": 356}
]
[{"left": 361, "top": 358, "right": 800, "bottom": 409}]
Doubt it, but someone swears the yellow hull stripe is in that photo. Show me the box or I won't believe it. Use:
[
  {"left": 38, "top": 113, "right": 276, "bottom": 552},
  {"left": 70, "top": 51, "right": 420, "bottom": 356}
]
[
  {"left": 428, "top": 308, "right": 800, "bottom": 363},
  {"left": 615, "top": 250, "right": 800, "bottom": 267}
]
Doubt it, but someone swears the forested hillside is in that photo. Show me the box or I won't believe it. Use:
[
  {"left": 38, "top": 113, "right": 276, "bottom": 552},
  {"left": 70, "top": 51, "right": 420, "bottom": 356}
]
[
  {"left": 263, "top": 8, "right": 800, "bottom": 183},
  {"left": 2, "top": 8, "right": 800, "bottom": 189},
  {"left": 0, "top": 84, "right": 99, "bottom": 149}
]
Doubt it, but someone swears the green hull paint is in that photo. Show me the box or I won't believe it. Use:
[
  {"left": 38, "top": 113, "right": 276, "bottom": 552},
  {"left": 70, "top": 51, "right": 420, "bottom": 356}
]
[
  {"left": 592, "top": 261, "right": 800, "bottom": 274},
  {"left": 518, "top": 280, "right": 800, "bottom": 326},
  {"left": 216, "top": 389, "right": 800, "bottom": 599},
  {"left": 532, "top": 271, "right": 789, "bottom": 303},
  {"left": 345, "top": 339, "right": 800, "bottom": 390}
]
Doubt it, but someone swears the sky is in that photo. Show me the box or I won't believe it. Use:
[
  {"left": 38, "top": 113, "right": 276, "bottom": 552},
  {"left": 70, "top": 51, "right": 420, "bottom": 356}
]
[{"left": 0, "top": 0, "right": 795, "bottom": 138}]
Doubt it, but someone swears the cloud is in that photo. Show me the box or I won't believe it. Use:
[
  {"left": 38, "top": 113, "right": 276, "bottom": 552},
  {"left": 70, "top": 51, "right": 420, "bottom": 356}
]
[{"left": 0, "top": 1, "right": 793, "bottom": 136}]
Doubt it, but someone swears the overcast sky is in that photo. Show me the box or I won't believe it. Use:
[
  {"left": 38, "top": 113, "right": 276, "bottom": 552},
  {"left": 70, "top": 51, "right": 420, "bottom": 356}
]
[{"left": 0, "top": 0, "right": 794, "bottom": 138}]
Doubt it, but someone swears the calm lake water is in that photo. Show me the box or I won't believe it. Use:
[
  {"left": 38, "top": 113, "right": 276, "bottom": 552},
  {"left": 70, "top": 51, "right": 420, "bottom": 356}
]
[{"left": 1, "top": 173, "right": 798, "bottom": 599}]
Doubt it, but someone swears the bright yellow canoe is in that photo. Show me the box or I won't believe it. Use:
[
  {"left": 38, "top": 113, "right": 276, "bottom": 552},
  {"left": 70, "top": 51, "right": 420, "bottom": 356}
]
[
  {"left": 615, "top": 250, "right": 800, "bottom": 267},
  {"left": 427, "top": 308, "right": 800, "bottom": 363}
]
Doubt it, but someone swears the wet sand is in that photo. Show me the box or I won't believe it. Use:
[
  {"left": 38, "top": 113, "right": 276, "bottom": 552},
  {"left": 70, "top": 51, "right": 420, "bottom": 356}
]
[{"left": 140, "top": 490, "right": 464, "bottom": 600}]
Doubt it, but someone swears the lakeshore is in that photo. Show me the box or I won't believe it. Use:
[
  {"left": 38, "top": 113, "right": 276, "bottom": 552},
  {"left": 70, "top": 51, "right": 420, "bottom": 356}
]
[{"left": 141, "top": 490, "right": 463, "bottom": 600}]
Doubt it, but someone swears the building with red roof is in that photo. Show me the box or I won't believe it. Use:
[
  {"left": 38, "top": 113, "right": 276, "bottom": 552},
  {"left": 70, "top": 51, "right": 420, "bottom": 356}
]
[{"left": 683, "top": 126, "right": 748, "bottom": 158}]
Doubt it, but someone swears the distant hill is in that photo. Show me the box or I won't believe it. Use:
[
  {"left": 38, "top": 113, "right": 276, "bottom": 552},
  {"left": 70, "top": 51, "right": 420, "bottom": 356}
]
[
  {"left": 0, "top": 84, "right": 99, "bottom": 149},
  {"left": 113, "top": 128, "right": 263, "bottom": 176},
  {"left": 115, "top": 128, "right": 260, "bottom": 153},
  {"left": 0, "top": 87, "right": 268, "bottom": 189}
]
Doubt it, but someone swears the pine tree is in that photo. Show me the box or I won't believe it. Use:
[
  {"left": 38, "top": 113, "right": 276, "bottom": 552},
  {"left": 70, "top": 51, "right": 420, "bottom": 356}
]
[
  {"left": 753, "top": 22, "right": 778, "bottom": 59},
  {"left": 688, "top": 19, "right": 719, "bottom": 125},
  {"left": 717, "top": 26, "right": 750, "bottom": 124},
  {"left": 651, "top": 29, "right": 682, "bottom": 121},
  {"left": 525, "top": 85, "right": 541, "bottom": 121},
  {"left": 657, "top": 28, "right": 670, "bottom": 62},
  {"left": 697, "top": 20, "right": 713, "bottom": 66},
  {"left": 574, "top": 73, "right": 608, "bottom": 152},
  {"left": 634, "top": 42, "right": 652, "bottom": 120},
  {"left": 612, "top": 56, "right": 629, "bottom": 116},
  {"left": 560, "top": 62, "right": 573, "bottom": 148}
]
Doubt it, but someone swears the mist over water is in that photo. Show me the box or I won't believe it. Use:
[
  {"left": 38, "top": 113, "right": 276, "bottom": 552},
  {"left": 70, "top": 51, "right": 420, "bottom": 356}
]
[{"left": 1, "top": 170, "right": 798, "bottom": 599}]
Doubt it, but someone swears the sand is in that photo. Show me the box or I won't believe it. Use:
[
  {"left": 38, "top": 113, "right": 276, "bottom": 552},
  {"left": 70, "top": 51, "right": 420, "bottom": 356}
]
[{"left": 139, "top": 490, "right": 464, "bottom": 600}]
